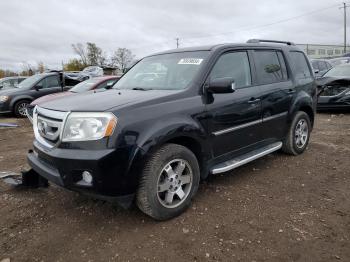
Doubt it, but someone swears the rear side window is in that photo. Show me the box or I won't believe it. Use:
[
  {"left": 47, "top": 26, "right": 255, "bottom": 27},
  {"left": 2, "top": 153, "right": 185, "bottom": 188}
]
[
  {"left": 210, "top": 51, "right": 251, "bottom": 88},
  {"left": 254, "top": 50, "right": 288, "bottom": 84},
  {"left": 289, "top": 52, "right": 312, "bottom": 79}
]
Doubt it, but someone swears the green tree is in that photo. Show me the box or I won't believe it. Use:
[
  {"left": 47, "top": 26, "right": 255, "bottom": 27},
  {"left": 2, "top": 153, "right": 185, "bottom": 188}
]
[{"left": 64, "top": 59, "right": 86, "bottom": 71}]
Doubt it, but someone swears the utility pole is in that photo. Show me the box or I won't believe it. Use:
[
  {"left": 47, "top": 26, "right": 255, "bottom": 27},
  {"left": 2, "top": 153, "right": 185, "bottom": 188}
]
[
  {"left": 175, "top": 38, "right": 180, "bottom": 48},
  {"left": 340, "top": 3, "right": 349, "bottom": 54}
]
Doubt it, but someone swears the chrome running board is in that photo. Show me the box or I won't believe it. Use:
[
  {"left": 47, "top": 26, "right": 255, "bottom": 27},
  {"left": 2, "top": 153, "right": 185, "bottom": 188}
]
[{"left": 211, "top": 142, "right": 282, "bottom": 174}]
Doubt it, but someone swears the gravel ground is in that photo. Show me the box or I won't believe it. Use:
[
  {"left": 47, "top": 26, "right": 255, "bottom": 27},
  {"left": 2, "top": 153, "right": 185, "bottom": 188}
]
[{"left": 0, "top": 113, "right": 349, "bottom": 262}]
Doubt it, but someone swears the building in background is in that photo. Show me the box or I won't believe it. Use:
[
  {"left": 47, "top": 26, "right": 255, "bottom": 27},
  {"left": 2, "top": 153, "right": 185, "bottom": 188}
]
[{"left": 297, "top": 44, "right": 350, "bottom": 59}]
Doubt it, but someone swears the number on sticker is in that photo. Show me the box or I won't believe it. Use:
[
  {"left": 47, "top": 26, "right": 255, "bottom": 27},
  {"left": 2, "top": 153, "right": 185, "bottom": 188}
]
[{"left": 178, "top": 58, "right": 203, "bottom": 65}]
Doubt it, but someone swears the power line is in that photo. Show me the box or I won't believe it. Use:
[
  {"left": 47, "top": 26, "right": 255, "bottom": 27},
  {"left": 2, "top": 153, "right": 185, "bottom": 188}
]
[{"left": 183, "top": 2, "right": 349, "bottom": 42}]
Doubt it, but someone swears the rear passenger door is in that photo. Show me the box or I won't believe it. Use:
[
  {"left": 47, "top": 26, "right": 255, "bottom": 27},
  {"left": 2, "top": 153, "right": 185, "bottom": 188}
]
[
  {"left": 252, "top": 50, "right": 294, "bottom": 141},
  {"left": 206, "top": 51, "right": 263, "bottom": 158}
]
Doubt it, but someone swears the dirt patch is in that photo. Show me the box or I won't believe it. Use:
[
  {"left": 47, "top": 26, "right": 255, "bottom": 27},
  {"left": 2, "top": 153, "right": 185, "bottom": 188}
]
[{"left": 0, "top": 113, "right": 349, "bottom": 261}]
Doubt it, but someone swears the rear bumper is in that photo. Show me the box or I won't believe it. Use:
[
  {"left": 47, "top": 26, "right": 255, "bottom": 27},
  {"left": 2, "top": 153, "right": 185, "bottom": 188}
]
[{"left": 27, "top": 140, "right": 144, "bottom": 206}]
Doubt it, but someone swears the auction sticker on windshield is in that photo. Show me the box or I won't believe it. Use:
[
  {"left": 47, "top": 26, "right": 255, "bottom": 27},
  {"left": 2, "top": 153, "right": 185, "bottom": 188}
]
[{"left": 178, "top": 58, "right": 203, "bottom": 65}]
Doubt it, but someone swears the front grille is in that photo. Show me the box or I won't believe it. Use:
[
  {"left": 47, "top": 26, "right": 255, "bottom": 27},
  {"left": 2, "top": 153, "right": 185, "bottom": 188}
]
[{"left": 33, "top": 107, "right": 68, "bottom": 148}]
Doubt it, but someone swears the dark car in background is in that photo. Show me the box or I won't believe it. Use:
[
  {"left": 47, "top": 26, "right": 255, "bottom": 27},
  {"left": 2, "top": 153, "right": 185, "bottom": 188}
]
[
  {"left": 0, "top": 72, "right": 68, "bottom": 117},
  {"left": 310, "top": 59, "right": 332, "bottom": 78},
  {"left": 317, "top": 64, "right": 350, "bottom": 110},
  {"left": 27, "top": 76, "right": 120, "bottom": 121},
  {"left": 328, "top": 57, "right": 350, "bottom": 67},
  {"left": 0, "top": 76, "right": 27, "bottom": 90}
]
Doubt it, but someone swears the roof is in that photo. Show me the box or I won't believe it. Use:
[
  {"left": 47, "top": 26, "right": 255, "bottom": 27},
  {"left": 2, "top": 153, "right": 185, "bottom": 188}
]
[{"left": 148, "top": 41, "right": 301, "bottom": 57}]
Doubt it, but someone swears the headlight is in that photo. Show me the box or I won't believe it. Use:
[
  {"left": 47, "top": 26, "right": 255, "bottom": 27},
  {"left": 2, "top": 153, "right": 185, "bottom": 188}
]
[
  {"left": 62, "top": 112, "right": 117, "bottom": 142},
  {"left": 0, "top": 96, "right": 9, "bottom": 102},
  {"left": 345, "top": 90, "right": 350, "bottom": 95}
]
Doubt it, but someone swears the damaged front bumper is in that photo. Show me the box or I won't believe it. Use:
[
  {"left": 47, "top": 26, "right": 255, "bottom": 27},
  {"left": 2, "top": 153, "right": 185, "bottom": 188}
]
[{"left": 26, "top": 140, "right": 138, "bottom": 208}]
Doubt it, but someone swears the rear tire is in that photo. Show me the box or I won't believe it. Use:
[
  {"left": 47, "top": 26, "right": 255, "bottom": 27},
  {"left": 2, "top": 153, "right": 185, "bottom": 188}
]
[
  {"left": 282, "top": 111, "right": 311, "bottom": 155},
  {"left": 14, "top": 100, "right": 30, "bottom": 118},
  {"left": 136, "top": 143, "right": 200, "bottom": 220}
]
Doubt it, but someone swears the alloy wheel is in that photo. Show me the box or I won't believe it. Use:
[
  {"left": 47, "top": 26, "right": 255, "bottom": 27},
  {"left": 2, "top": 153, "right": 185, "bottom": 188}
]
[{"left": 157, "top": 159, "right": 193, "bottom": 208}]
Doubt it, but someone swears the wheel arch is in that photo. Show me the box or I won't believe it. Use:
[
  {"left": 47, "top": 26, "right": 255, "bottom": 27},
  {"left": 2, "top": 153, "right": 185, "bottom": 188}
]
[
  {"left": 10, "top": 96, "right": 33, "bottom": 111},
  {"left": 289, "top": 91, "right": 315, "bottom": 128}
]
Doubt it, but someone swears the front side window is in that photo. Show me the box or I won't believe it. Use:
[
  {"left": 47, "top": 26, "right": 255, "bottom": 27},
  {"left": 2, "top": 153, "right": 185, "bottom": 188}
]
[
  {"left": 254, "top": 50, "right": 287, "bottom": 84},
  {"left": 17, "top": 74, "right": 44, "bottom": 89},
  {"left": 45, "top": 75, "right": 60, "bottom": 88},
  {"left": 209, "top": 51, "right": 251, "bottom": 88},
  {"left": 318, "top": 61, "right": 328, "bottom": 71},
  {"left": 289, "top": 52, "right": 312, "bottom": 80},
  {"left": 113, "top": 51, "right": 209, "bottom": 90},
  {"left": 311, "top": 61, "right": 319, "bottom": 70}
]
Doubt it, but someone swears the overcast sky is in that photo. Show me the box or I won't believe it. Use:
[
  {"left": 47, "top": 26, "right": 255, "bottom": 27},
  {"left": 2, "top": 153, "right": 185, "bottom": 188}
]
[{"left": 0, "top": 0, "right": 347, "bottom": 71}]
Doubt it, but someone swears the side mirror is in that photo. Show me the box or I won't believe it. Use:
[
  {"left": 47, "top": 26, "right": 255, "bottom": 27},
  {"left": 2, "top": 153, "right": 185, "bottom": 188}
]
[
  {"left": 207, "top": 77, "right": 236, "bottom": 94},
  {"left": 34, "top": 85, "right": 43, "bottom": 91},
  {"left": 105, "top": 83, "right": 114, "bottom": 89},
  {"left": 314, "top": 69, "right": 320, "bottom": 75}
]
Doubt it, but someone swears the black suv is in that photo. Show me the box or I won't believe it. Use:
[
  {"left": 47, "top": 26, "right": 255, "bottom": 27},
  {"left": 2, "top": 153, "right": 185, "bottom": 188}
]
[{"left": 27, "top": 40, "right": 317, "bottom": 220}]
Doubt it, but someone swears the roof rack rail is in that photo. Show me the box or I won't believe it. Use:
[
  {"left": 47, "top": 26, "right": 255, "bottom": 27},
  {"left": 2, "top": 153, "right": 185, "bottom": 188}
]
[{"left": 247, "top": 39, "right": 295, "bottom": 46}]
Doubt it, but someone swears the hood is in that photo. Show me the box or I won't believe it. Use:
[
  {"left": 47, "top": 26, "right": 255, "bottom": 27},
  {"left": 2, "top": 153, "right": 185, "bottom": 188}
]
[
  {"left": 40, "top": 89, "right": 178, "bottom": 112},
  {"left": 315, "top": 76, "right": 350, "bottom": 87},
  {"left": 31, "top": 91, "right": 74, "bottom": 106}
]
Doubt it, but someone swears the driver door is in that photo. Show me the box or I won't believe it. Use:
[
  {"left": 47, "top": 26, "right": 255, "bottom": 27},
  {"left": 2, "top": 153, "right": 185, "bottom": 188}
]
[
  {"left": 206, "top": 51, "right": 263, "bottom": 157},
  {"left": 32, "top": 75, "right": 62, "bottom": 99}
]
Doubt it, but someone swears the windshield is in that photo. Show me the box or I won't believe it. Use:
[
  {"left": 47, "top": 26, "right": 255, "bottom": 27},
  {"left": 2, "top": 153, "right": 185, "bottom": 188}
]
[
  {"left": 70, "top": 78, "right": 101, "bottom": 93},
  {"left": 323, "top": 66, "right": 350, "bottom": 77},
  {"left": 17, "top": 74, "right": 43, "bottom": 89},
  {"left": 113, "top": 51, "right": 209, "bottom": 90}
]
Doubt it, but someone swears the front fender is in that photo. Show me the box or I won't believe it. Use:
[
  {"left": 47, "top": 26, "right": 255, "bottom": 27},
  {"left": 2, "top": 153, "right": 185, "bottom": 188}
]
[
  {"left": 136, "top": 117, "right": 207, "bottom": 154},
  {"left": 9, "top": 95, "right": 34, "bottom": 110}
]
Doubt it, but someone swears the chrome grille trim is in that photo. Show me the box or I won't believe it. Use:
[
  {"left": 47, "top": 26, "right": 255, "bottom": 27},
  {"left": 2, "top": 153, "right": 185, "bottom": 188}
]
[{"left": 33, "top": 106, "right": 69, "bottom": 148}]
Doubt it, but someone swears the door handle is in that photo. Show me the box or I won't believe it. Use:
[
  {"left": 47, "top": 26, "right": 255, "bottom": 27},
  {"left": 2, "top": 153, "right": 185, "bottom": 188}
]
[
  {"left": 247, "top": 98, "right": 261, "bottom": 104},
  {"left": 287, "top": 89, "right": 296, "bottom": 94}
]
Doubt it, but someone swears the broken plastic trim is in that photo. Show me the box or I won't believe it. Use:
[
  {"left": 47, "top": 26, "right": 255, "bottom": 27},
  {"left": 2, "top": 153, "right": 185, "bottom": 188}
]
[{"left": 0, "top": 169, "right": 49, "bottom": 188}]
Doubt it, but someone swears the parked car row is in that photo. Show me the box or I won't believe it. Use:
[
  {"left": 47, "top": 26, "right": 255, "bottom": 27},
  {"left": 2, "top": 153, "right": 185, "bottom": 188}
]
[
  {"left": 0, "top": 71, "right": 119, "bottom": 117},
  {"left": 0, "top": 76, "right": 27, "bottom": 90}
]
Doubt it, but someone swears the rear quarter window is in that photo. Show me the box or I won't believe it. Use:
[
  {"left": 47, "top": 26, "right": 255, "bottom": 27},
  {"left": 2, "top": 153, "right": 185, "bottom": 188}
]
[{"left": 289, "top": 51, "right": 312, "bottom": 79}]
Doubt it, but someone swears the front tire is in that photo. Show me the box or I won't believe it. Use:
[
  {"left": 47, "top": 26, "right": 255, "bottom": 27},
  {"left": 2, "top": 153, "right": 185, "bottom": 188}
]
[
  {"left": 136, "top": 143, "right": 200, "bottom": 220},
  {"left": 14, "top": 100, "right": 30, "bottom": 118},
  {"left": 282, "top": 111, "right": 311, "bottom": 155}
]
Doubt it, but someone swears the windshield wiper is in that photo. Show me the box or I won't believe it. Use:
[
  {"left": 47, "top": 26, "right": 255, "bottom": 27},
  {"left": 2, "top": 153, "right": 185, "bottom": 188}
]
[{"left": 132, "top": 87, "right": 152, "bottom": 91}]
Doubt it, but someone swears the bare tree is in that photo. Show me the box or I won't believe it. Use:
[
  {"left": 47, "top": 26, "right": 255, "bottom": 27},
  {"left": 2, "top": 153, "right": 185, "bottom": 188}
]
[
  {"left": 21, "top": 62, "right": 35, "bottom": 76},
  {"left": 86, "top": 42, "right": 106, "bottom": 67},
  {"left": 37, "top": 61, "right": 45, "bottom": 73},
  {"left": 111, "top": 48, "right": 135, "bottom": 72},
  {"left": 72, "top": 43, "right": 88, "bottom": 66},
  {"left": 72, "top": 42, "right": 106, "bottom": 67}
]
